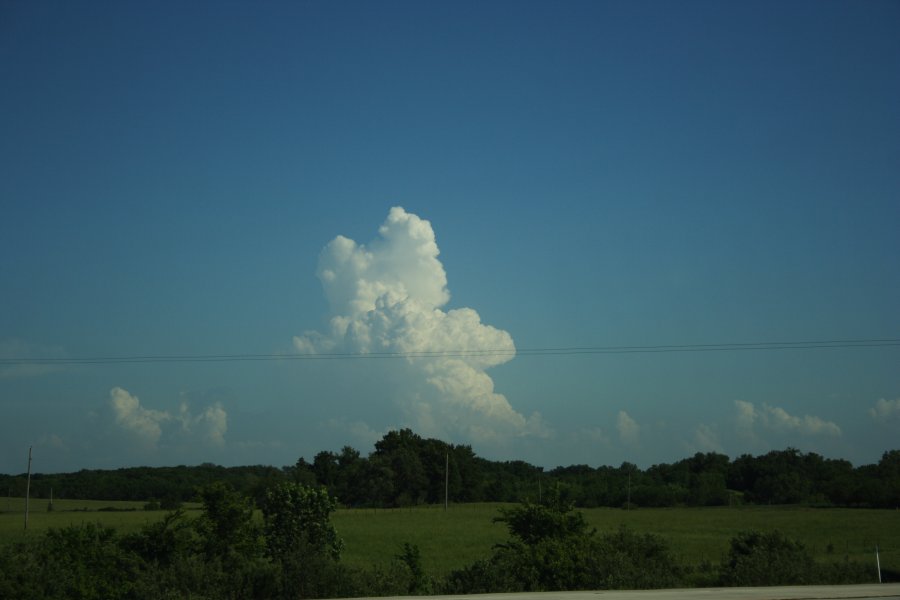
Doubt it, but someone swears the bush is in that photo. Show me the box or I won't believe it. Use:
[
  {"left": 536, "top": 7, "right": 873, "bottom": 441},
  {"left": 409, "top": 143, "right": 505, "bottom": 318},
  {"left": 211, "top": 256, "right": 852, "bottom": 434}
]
[
  {"left": 396, "top": 542, "right": 430, "bottom": 594},
  {"left": 444, "top": 490, "right": 682, "bottom": 594},
  {"left": 815, "top": 557, "right": 876, "bottom": 584},
  {"left": 0, "top": 523, "right": 141, "bottom": 600},
  {"left": 719, "top": 530, "right": 815, "bottom": 586},
  {"left": 589, "top": 526, "right": 682, "bottom": 589}
]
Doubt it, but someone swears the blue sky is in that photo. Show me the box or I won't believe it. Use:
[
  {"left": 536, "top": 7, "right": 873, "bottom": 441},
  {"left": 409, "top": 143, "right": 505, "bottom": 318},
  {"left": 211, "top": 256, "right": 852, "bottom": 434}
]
[{"left": 1, "top": 0, "right": 898, "bottom": 474}]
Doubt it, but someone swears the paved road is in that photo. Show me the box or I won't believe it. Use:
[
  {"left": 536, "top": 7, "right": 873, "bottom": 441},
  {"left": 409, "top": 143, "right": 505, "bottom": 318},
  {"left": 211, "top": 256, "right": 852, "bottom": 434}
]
[{"left": 366, "top": 584, "right": 900, "bottom": 600}]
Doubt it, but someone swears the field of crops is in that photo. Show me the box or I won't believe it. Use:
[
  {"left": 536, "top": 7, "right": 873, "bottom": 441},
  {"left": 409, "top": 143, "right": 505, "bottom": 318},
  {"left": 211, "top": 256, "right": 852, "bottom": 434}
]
[{"left": 2, "top": 498, "right": 896, "bottom": 578}]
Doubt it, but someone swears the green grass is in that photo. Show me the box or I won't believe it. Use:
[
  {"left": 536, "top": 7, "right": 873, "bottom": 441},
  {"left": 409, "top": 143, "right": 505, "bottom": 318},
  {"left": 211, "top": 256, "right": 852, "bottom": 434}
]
[
  {"left": 2, "top": 499, "right": 897, "bottom": 579},
  {"left": 335, "top": 504, "right": 899, "bottom": 577},
  {"left": 0, "top": 496, "right": 201, "bottom": 541},
  {"left": 334, "top": 503, "right": 509, "bottom": 576},
  {"left": 583, "top": 505, "right": 897, "bottom": 572}
]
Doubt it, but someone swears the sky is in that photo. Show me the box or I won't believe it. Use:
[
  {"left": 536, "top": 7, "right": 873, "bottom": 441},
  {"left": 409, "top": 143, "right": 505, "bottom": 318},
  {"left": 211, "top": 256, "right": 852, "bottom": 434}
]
[{"left": 1, "top": 0, "right": 898, "bottom": 474}]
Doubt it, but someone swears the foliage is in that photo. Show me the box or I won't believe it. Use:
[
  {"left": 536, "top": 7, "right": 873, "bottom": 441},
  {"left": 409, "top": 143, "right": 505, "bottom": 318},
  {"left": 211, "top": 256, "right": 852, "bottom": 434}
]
[
  {"left": 396, "top": 542, "right": 430, "bottom": 594},
  {"left": 445, "top": 490, "right": 681, "bottom": 592},
  {"left": 260, "top": 482, "right": 343, "bottom": 560},
  {"left": 494, "top": 490, "right": 589, "bottom": 545},
  {"left": 463, "top": 526, "right": 682, "bottom": 592},
  {"left": 0, "top": 496, "right": 889, "bottom": 598},
  {"left": 195, "top": 482, "right": 262, "bottom": 562},
  {"left": 0, "top": 523, "right": 141, "bottom": 600},
  {"left": 3, "top": 434, "right": 898, "bottom": 510},
  {"left": 719, "top": 530, "right": 816, "bottom": 586}
]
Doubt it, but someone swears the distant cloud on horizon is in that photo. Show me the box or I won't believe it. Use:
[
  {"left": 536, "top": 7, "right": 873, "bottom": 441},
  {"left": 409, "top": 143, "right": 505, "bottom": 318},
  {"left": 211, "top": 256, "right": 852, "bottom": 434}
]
[
  {"left": 734, "top": 400, "right": 842, "bottom": 439},
  {"left": 109, "top": 387, "right": 228, "bottom": 450},
  {"left": 870, "top": 398, "right": 900, "bottom": 425}
]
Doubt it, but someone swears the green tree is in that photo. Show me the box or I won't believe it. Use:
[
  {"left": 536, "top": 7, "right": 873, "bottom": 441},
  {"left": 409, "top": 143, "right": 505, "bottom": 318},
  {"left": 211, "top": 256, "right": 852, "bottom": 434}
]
[
  {"left": 334, "top": 446, "right": 365, "bottom": 506},
  {"left": 374, "top": 429, "right": 429, "bottom": 506},
  {"left": 195, "top": 482, "right": 261, "bottom": 562},
  {"left": 495, "top": 488, "right": 588, "bottom": 546},
  {"left": 720, "top": 530, "right": 815, "bottom": 586},
  {"left": 312, "top": 451, "right": 338, "bottom": 488},
  {"left": 260, "top": 482, "right": 343, "bottom": 560}
]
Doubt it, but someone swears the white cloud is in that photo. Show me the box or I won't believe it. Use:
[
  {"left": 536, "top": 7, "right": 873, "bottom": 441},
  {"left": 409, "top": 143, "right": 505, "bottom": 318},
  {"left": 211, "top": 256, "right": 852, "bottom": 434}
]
[
  {"left": 109, "top": 387, "right": 171, "bottom": 447},
  {"left": 734, "top": 399, "right": 757, "bottom": 432},
  {"left": 765, "top": 404, "right": 841, "bottom": 436},
  {"left": 294, "top": 207, "right": 547, "bottom": 444},
  {"left": 109, "top": 387, "right": 228, "bottom": 449},
  {"left": 617, "top": 411, "right": 640, "bottom": 446},
  {"left": 870, "top": 398, "right": 900, "bottom": 424},
  {"left": 179, "top": 402, "right": 228, "bottom": 447},
  {"left": 733, "top": 400, "right": 841, "bottom": 438}
]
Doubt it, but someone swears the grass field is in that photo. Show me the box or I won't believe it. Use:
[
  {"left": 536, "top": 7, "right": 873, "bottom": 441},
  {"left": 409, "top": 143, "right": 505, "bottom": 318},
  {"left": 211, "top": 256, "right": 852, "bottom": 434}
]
[
  {"left": 334, "top": 504, "right": 900, "bottom": 577},
  {"left": 2, "top": 499, "right": 897, "bottom": 579},
  {"left": 0, "top": 497, "right": 202, "bottom": 539}
]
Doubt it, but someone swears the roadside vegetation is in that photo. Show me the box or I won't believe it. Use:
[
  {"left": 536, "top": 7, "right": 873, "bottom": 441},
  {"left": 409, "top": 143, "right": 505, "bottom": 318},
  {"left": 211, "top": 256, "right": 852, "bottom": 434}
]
[
  {"left": 0, "top": 484, "right": 891, "bottom": 599},
  {"left": 0, "top": 428, "right": 896, "bottom": 597}
]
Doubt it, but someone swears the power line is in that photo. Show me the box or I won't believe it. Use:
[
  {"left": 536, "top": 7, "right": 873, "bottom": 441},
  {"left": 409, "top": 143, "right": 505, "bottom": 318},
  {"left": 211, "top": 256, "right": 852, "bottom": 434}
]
[{"left": 1, "top": 338, "right": 898, "bottom": 365}]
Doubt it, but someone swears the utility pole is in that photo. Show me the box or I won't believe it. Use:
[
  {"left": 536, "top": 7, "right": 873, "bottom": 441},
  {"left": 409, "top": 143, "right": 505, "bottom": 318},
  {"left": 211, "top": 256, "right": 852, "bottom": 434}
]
[
  {"left": 24, "top": 446, "right": 32, "bottom": 530},
  {"left": 444, "top": 451, "right": 449, "bottom": 512}
]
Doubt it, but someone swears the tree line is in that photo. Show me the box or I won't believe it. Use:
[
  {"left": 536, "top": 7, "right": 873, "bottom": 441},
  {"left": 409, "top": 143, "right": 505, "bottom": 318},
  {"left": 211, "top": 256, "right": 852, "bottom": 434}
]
[{"left": 2, "top": 428, "right": 898, "bottom": 508}]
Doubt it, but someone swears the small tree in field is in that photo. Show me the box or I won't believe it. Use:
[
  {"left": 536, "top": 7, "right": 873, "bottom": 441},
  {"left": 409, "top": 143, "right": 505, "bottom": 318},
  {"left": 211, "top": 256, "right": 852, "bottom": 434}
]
[{"left": 494, "top": 488, "right": 589, "bottom": 546}]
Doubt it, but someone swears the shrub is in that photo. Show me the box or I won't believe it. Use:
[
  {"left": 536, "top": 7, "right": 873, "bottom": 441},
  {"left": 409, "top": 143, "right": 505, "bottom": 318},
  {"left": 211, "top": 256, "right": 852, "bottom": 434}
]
[
  {"left": 719, "top": 530, "right": 815, "bottom": 586},
  {"left": 260, "top": 482, "right": 343, "bottom": 561},
  {"left": 444, "top": 490, "right": 682, "bottom": 594},
  {"left": 0, "top": 523, "right": 141, "bottom": 600}
]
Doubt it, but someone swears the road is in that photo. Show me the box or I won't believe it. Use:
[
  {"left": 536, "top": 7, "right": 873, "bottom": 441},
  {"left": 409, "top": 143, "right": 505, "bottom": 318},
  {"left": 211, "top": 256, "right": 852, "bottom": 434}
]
[{"left": 366, "top": 584, "right": 900, "bottom": 600}]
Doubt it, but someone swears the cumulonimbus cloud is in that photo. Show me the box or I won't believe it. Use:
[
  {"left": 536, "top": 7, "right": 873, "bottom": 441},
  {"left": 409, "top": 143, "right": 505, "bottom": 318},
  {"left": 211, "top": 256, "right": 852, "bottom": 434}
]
[
  {"left": 109, "top": 387, "right": 227, "bottom": 449},
  {"left": 294, "top": 207, "right": 546, "bottom": 442}
]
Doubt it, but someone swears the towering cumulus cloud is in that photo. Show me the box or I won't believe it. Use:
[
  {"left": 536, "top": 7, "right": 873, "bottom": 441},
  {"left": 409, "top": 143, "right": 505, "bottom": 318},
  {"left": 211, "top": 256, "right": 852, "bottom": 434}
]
[{"left": 294, "top": 207, "right": 544, "bottom": 442}]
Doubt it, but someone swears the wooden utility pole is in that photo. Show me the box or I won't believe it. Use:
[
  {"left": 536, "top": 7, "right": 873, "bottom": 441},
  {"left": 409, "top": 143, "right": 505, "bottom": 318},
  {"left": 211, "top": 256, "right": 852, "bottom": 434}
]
[
  {"left": 24, "top": 446, "right": 32, "bottom": 530},
  {"left": 444, "top": 451, "right": 449, "bottom": 511}
]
